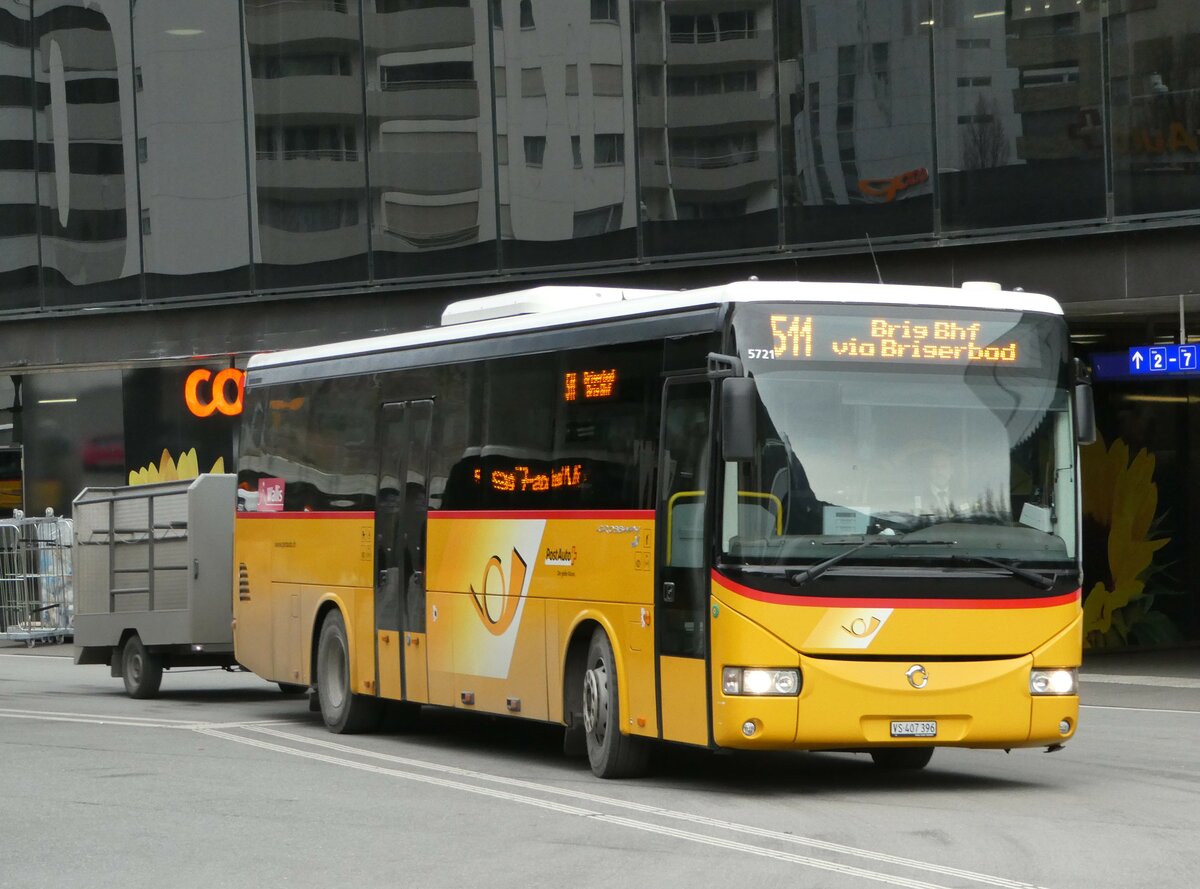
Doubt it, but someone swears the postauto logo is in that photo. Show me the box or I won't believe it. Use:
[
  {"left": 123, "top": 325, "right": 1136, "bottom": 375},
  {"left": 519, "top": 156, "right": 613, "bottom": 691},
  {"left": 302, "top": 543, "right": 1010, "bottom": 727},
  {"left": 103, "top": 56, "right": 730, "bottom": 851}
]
[{"left": 543, "top": 545, "right": 577, "bottom": 567}]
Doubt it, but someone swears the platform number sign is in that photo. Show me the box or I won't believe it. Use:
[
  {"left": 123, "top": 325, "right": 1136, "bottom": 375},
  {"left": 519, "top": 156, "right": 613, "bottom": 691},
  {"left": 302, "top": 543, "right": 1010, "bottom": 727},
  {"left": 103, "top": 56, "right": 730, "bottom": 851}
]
[{"left": 1129, "top": 344, "right": 1199, "bottom": 376}]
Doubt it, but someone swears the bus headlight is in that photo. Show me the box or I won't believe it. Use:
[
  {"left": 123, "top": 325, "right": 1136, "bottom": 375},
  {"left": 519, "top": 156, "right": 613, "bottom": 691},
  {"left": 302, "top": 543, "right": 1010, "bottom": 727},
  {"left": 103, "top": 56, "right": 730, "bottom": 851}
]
[
  {"left": 722, "top": 667, "right": 801, "bottom": 696},
  {"left": 1030, "top": 668, "right": 1078, "bottom": 696}
]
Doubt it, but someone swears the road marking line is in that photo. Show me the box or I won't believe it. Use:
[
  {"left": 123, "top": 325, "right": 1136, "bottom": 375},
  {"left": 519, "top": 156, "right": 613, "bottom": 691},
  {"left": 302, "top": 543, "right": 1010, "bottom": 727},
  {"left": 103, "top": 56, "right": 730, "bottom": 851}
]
[
  {"left": 0, "top": 712, "right": 192, "bottom": 728},
  {"left": 1082, "top": 704, "right": 1200, "bottom": 715},
  {"left": 0, "top": 706, "right": 201, "bottom": 725},
  {"left": 199, "top": 725, "right": 972, "bottom": 889},
  {"left": 0, "top": 708, "right": 308, "bottom": 730},
  {"left": 238, "top": 724, "right": 1044, "bottom": 889},
  {"left": 0, "top": 653, "right": 74, "bottom": 660},
  {"left": 1081, "top": 674, "right": 1200, "bottom": 689}
]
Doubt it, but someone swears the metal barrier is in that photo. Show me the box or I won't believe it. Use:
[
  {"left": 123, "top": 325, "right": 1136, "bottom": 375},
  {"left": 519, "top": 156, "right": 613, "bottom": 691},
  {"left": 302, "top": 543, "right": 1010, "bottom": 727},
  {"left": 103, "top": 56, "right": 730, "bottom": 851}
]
[{"left": 0, "top": 511, "right": 74, "bottom": 646}]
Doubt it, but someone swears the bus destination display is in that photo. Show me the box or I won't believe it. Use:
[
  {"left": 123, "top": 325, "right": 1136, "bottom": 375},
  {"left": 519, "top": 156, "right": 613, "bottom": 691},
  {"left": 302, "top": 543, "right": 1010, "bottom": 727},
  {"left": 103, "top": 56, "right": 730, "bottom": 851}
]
[
  {"left": 564, "top": 369, "right": 617, "bottom": 401},
  {"left": 750, "top": 314, "right": 1028, "bottom": 367}
]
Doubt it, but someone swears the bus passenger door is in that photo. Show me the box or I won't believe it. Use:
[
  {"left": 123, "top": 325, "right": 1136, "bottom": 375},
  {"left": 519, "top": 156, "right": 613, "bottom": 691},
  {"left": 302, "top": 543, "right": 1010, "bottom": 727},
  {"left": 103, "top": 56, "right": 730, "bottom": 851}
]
[
  {"left": 656, "top": 377, "right": 712, "bottom": 746},
  {"left": 375, "top": 399, "right": 433, "bottom": 703}
]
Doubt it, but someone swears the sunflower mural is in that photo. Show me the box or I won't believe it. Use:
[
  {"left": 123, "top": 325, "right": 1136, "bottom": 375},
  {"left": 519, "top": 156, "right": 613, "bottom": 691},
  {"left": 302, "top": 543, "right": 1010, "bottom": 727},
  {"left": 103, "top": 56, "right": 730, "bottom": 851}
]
[
  {"left": 1080, "top": 431, "right": 1179, "bottom": 649},
  {"left": 128, "top": 448, "right": 225, "bottom": 486}
]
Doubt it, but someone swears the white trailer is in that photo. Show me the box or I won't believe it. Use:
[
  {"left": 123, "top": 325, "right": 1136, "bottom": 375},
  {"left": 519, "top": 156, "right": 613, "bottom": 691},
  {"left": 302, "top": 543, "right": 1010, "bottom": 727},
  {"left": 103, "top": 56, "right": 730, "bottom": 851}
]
[{"left": 71, "top": 474, "right": 241, "bottom": 697}]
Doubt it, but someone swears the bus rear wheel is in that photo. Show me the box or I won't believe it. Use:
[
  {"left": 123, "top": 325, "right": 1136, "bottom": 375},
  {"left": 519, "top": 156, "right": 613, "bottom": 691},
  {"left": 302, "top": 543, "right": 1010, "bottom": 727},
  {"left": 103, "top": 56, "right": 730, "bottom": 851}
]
[
  {"left": 582, "top": 628, "right": 649, "bottom": 779},
  {"left": 870, "top": 747, "right": 934, "bottom": 770},
  {"left": 316, "top": 609, "right": 380, "bottom": 734}
]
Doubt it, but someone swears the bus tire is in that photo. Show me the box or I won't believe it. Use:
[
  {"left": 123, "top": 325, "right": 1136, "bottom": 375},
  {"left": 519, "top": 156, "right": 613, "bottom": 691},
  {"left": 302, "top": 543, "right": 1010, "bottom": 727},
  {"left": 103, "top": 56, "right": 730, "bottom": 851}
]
[
  {"left": 583, "top": 628, "right": 649, "bottom": 779},
  {"left": 870, "top": 747, "right": 934, "bottom": 770},
  {"left": 316, "top": 609, "right": 380, "bottom": 734},
  {"left": 121, "top": 635, "right": 163, "bottom": 700}
]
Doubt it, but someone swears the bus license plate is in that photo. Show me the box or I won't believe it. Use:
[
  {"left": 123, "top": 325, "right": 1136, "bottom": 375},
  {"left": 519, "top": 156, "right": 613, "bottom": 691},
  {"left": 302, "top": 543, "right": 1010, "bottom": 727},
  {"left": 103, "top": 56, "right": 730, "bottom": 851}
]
[{"left": 890, "top": 720, "right": 937, "bottom": 738}]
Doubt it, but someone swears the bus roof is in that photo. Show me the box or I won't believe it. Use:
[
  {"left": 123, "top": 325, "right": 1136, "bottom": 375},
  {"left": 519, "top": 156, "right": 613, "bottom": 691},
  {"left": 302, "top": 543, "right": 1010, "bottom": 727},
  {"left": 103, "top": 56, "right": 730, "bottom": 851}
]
[{"left": 247, "top": 280, "right": 1062, "bottom": 372}]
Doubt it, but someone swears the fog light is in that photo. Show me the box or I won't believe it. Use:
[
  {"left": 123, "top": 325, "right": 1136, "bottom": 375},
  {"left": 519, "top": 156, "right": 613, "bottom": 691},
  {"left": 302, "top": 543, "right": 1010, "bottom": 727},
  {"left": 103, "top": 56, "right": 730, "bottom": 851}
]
[
  {"left": 191, "top": 644, "right": 204, "bottom": 652},
  {"left": 1059, "top": 719, "right": 1072, "bottom": 735},
  {"left": 1030, "top": 668, "right": 1078, "bottom": 696},
  {"left": 742, "top": 720, "right": 757, "bottom": 737}
]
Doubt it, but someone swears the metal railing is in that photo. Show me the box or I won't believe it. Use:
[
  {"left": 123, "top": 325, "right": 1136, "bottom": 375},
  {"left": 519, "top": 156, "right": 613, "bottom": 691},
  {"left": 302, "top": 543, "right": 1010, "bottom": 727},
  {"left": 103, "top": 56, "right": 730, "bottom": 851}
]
[
  {"left": 256, "top": 149, "right": 360, "bottom": 161},
  {"left": 668, "top": 28, "right": 757, "bottom": 44}
]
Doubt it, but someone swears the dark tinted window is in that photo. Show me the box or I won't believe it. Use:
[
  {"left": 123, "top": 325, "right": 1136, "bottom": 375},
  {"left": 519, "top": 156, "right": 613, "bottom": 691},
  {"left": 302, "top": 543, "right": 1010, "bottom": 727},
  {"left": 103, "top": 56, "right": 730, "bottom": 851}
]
[
  {"left": 440, "top": 341, "right": 663, "bottom": 511},
  {"left": 238, "top": 377, "right": 378, "bottom": 512}
]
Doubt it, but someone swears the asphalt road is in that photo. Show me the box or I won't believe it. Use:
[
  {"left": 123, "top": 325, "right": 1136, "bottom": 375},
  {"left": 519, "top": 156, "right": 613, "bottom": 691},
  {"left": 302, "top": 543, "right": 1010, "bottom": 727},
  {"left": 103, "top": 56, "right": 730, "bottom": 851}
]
[{"left": 1, "top": 645, "right": 1197, "bottom": 889}]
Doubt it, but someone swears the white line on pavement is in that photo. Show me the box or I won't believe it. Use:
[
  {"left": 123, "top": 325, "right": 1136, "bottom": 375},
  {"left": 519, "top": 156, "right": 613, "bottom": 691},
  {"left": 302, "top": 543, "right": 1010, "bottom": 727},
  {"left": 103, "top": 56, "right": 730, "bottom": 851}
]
[
  {"left": 1082, "top": 704, "right": 1200, "bottom": 715},
  {"left": 199, "top": 725, "right": 977, "bottom": 889},
  {"left": 1080, "top": 674, "right": 1200, "bottom": 689},
  {"left": 237, "top": 724, "right": 1047, "bottom": 889}
]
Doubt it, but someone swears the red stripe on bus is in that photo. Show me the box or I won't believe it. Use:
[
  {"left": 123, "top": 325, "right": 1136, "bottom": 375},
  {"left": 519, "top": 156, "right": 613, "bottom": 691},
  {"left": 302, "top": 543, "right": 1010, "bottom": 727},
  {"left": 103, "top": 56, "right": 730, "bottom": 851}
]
[
  {"left": 431, "top": 510, "right": 655, "bottom": 521},
  {"left": 236, "top": 511, "right": 374, "bottom": 519},
  {"left": 711, "top": 570, "right": 1081, "bottom": 610}
]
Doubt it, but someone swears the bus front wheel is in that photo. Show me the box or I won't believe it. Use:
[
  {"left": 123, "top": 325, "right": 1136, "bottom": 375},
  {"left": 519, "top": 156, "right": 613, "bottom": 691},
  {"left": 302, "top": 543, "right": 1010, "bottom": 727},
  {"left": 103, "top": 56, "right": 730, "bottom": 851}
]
[
  {"left": 582, "top": 628, "right": 649, "bottom": 779},
  {"left": 870, "top": 747, "right": 934, "bottom": 770},
  {"left": 316, "top": 610, "right": 380, "bottom": 734}
]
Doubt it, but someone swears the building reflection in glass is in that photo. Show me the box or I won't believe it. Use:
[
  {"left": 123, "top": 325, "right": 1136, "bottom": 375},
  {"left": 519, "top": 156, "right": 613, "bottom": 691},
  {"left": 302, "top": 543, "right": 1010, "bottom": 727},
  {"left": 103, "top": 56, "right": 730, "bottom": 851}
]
[
  {"left": 934, "top": 0, "right": 1105, "bottom": 230},
  {"left": 780, "top": 0, "right": 933, "bottom": 245},
  {"left": 366, "top": 0, "right": 496, "bottom": 279},
  {"left": 132, "top": 2, "right": 251, "bottom": 300},
  {"left": 1108, "top": 0, "right": 1200, "bottom": 217},
  {"left": 244, "top": 0, "right": 369, "bottom": 290},
  {"left": 0, "top": 0, "right": 39, "bottom": 311},
  {"left": 637, "top": 0, "right": 780, "bottom": 255},
  {"left": 33, "top": 0, "right": 137, "bottom": 307},
  {"left": 495, "top": 0, "right": 637, "bottom": 269}
]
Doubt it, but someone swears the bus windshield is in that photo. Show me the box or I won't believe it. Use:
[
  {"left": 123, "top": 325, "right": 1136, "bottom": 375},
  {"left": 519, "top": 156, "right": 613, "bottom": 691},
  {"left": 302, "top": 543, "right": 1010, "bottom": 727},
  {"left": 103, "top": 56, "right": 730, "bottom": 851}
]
[{"left": 722, "top": 302, "right": 1076, "bottom": 568}]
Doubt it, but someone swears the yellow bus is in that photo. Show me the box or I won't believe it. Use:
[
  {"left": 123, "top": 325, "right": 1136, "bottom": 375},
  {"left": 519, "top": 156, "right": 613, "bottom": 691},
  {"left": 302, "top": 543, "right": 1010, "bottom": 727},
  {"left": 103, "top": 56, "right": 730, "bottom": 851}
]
[{"left": 233, "top": 280, "right": 1090, "bottom": 777}]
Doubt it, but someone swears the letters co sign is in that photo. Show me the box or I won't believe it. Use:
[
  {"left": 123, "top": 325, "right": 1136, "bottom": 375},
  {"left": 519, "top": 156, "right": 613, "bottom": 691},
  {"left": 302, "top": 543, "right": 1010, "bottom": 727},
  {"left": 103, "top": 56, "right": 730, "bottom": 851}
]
[{"left": 185, "top": 368, "right": 245, "bottom": 418}]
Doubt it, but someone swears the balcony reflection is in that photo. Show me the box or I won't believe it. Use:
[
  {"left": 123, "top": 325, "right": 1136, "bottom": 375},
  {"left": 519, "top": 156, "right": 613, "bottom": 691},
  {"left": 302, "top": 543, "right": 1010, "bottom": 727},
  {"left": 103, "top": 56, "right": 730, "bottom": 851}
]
[
  {"left": 933, "top": 0, "right": 1105, "bottom": 230},
  {"left": 367, "top": 0, "right": 494, "bottom": 278},
  {"left": 779, "top": 0, "right": 933, "bottom": 245},
  {"left": 245, "top": 0, "right": 369, "bottom": 289},
  {"left": 33, "top": 0, "right": 134, "bottom": 306},
  {"left": 133, "top": 1, "right": 252, "bottom": 300},
  {"left": 0, "top": 0, "right": 38, "bottom": 310},
  {"left": 496, "top": 0, "right": 637, "bottom": 269}
]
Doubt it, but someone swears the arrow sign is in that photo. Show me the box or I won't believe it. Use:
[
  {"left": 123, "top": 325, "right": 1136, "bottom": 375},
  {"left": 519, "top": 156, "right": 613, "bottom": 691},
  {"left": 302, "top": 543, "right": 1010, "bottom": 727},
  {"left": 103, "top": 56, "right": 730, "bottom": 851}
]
[{"left": 1128, "top": 344, "right": 1200, "bottom": 377}]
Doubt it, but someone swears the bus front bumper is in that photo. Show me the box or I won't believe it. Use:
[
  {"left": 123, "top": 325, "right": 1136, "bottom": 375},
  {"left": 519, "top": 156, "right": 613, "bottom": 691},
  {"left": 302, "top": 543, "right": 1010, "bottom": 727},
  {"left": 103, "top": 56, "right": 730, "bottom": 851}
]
[{"left": 712, "top": 654, "right": 1078, "bottom": 751}]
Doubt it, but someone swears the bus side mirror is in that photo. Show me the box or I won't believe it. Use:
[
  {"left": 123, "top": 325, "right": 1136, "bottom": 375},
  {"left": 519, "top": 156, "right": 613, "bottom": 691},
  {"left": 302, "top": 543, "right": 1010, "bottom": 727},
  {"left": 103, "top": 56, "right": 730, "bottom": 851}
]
[
  {"left": 1072, "top": 358, "right": 1096, "bottom": 445},
  {"left": 1074, "top": 382, "right": 1096, "bottom": 445},
  {"left": 721, "top": 377, "right": 757, "bottom": 462}
]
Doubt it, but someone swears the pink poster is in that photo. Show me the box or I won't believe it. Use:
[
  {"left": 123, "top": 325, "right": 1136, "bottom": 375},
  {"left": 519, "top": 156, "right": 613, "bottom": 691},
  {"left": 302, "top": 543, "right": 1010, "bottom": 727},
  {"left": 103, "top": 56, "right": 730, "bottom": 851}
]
[{"left": 257, "top": 477, "right": 285, "bottom": 512}]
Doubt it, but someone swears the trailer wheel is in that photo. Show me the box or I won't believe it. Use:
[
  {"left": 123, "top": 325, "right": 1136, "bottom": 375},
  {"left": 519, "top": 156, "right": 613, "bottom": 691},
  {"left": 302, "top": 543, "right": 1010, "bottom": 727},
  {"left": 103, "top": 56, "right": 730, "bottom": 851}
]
[
  {"left": 316, "top": 609, "right": 380, "bottom": 734},
  {"left": 582, "top": 628, "right": 649, "bottom": 779},
  {"left": 121, "top": 636, "right": 163, "bottom": 699}
]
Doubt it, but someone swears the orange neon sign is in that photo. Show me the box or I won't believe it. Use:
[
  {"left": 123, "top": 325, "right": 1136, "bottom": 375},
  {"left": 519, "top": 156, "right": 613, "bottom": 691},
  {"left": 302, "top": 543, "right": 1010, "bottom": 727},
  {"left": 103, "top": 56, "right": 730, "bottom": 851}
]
[{"left": 185, "top": 368, "right": 245, "bottom": 418}]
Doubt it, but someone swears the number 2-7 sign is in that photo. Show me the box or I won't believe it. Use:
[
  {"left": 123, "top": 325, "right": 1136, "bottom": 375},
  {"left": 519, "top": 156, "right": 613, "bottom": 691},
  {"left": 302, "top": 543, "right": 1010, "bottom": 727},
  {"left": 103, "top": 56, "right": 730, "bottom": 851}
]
[{"left": 1128, "top": 344, "right": 1198, "bottom": 375}]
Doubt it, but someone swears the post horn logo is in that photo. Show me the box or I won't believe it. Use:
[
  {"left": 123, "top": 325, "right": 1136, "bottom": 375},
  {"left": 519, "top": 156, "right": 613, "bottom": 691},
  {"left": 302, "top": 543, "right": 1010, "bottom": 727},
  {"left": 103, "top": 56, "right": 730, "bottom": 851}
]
[
  {"left": 842, "top": 616, "right": 882, "bottom": 638},
  {"left": 470, "top": 548, "right": 527, "bottom": 636},
  {"left": 906, "top": 664, "right": 929, "bottom": 689}
]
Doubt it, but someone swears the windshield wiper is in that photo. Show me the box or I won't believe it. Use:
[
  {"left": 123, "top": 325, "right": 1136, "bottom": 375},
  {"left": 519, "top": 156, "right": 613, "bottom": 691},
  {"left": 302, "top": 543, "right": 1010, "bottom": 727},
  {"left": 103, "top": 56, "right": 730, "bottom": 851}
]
[
  {"left": 947, "top": 555, "right": 1056, "bottom": 591},
  {"left": 789, "top": 537, "right": 958, "bottom": 587}
]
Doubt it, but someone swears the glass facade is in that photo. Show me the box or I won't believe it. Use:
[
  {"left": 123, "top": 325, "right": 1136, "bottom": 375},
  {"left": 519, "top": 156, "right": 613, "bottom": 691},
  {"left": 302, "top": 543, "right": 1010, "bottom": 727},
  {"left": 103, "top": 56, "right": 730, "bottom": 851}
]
[{"left": 5, "top": 0, "right": 1200, "bottom": 313}]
